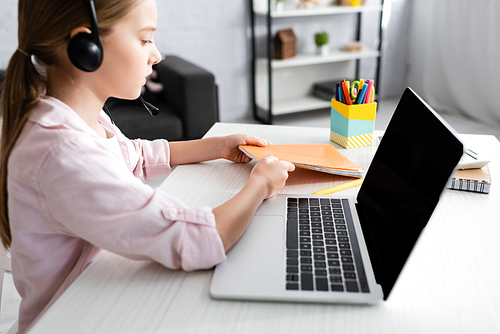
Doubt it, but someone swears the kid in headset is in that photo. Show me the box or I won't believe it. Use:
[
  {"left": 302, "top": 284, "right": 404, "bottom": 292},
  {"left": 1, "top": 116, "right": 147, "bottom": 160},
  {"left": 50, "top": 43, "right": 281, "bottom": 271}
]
[{"left": 0, "top": 0, "right": 295, "bottom": 332}]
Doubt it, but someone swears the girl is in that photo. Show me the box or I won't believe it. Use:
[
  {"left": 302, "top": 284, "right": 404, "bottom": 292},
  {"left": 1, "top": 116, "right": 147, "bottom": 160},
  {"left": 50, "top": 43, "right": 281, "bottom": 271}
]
[{"left": 0, "top": 0, "right": 295, "bottom": 332}]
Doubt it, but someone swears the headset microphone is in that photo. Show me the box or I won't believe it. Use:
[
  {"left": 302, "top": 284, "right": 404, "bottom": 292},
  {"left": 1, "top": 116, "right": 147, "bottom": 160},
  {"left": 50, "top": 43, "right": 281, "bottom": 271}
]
[{"left": 140, "top": 96, "right": 159, "bottom": 117}]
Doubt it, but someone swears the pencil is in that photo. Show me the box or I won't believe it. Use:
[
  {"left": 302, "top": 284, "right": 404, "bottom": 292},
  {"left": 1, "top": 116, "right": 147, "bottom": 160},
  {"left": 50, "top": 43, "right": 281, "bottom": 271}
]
[{"left": 312, "top": 178, "right": 364, "bottom": 195}]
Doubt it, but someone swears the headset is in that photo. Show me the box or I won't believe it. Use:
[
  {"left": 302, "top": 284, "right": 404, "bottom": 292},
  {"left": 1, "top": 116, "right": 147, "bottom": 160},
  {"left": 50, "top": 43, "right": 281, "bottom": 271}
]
[
  {"left": 67, "top": 0, "right": 159, "bottom": 118},
  {"left": 67, "top": 0, "right": 102, "bottom": 72}
]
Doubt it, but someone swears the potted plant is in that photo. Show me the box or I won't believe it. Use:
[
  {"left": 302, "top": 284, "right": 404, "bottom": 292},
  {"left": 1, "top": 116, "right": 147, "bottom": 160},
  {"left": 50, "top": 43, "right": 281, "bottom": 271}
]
[
  {"left": 314, "top": 30, "right": 329, "bottom": 56},
  {"left": 274, "top": 0, "right": 285, "bottom": 12}
]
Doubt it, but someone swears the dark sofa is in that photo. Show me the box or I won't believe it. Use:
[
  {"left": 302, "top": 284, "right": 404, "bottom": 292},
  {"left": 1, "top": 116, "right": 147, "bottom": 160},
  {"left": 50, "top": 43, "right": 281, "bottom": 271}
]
[{"left": 0, "top": 55, "right": 219, "bottom": 141}]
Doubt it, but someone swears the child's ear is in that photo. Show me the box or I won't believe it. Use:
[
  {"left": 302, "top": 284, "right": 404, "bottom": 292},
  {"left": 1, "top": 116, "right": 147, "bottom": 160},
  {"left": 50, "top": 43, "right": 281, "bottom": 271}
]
[{"left": 70, "top": 27, "right": 92, "bottom": 39}]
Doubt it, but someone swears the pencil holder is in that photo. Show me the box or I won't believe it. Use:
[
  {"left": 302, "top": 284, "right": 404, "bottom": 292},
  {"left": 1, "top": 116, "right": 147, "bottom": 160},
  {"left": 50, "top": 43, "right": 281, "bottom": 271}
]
[{"left": 330, "top": 99, "right": 377, "bottom": 149}]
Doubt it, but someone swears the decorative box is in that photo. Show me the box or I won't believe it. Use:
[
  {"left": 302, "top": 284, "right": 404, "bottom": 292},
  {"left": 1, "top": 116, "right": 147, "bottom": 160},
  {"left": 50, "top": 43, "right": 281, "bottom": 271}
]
[{"left": 330, "top": 99, "right": 377, "bottom": 149}]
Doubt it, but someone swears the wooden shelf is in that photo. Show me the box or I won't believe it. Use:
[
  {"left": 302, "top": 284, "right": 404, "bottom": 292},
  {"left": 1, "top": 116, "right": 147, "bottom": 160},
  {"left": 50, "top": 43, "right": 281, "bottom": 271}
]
[
  {"left": 254, "top": 5, "right": 382, "bottom": 18},
  {"left": 258, "top": 48, "right": 380, "bottom": 68},
  {"left": 258, "top": 95, "right": 332, "bottom": 115}
]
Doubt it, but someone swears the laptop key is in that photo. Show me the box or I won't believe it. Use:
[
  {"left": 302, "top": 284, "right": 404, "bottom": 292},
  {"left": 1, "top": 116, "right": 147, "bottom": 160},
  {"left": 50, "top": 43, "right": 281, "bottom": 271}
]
[
  {"left": 344, "top": 272, "right": 357, "bottom": 280},
  {"left": 329, "top": 267, "right": 341, "bottom": 275},
  {"left": 330, "top": 276, "right": 342, "bottom": 283},
  {"left": 286, "top": 283, "right": 299, "bottom": 290},
  {"left": 331, "top": 284, "right": 344, "bottom": 292},
  {"left": 315, "top": 269, "right": 327, "bottom": 276},
  {"left": 327, "top": 253, "right": 339, "bottom": 259},
  {"left": 300, "top": 236, "right": 311, "bottom": 242},
  {"left": 346, "top": 281, "right": 359, "bottom": 292},
  {"left": 286, "top": 218, "right": 298, "bottom": 249},
  {"left": 301, "top": 265, "right": 313, "bottom": 272},
  {"left": 316, "top": 277, "right": 328, "bottom": 291},
  {"left": 310, "top": 198, "right": 320, "bottom": 206},
  {"left": 301, "top": 273, "right": 314, "bottom": 290},
  {"left": 343, "top": 264, "right": 355, "bottom": 271},
  {"left": 314, "top": 261, "right": 327, "bottom": 268},
  {"left": 286, "top": 266, "right": 299, "bottom": 273},
  {"left": 286, "top": 274, "right": 299, "bottom": 282}
]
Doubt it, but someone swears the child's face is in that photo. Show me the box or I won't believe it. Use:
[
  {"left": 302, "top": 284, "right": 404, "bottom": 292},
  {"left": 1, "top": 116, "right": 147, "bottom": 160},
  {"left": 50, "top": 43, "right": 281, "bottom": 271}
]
[{"left": 98, "top": 0, "right": 161, "bottom": 100}]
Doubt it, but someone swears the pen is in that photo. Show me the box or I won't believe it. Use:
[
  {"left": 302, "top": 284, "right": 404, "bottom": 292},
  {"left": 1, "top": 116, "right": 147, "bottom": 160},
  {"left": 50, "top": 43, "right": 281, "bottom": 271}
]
[{"left": 312, "top": 178, "right": 364, "bottom": 195}]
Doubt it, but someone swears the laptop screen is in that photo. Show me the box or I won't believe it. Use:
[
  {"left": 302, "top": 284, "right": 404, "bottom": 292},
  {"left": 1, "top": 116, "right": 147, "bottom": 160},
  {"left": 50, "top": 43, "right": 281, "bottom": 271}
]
[{"left": 356, "top": 88, "right": 463, "bottom": 300}]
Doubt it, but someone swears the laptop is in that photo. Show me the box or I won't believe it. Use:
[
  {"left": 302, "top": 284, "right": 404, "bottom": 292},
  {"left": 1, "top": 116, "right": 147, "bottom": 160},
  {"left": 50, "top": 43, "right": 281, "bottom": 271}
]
[{"left": 210, "top": 88, "right": 464, "bottom": 303}]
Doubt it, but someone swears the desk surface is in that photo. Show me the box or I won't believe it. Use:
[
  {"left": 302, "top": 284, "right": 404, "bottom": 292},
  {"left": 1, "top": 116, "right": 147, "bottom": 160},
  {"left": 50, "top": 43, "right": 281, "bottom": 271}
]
[{"left": 29, "top": 123, "right": 500, "bottom": 334}]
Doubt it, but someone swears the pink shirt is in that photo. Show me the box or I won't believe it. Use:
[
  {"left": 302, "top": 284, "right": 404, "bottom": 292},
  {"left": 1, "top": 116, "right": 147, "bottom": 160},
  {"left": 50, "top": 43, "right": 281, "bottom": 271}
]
[{"left": 8, "top": 97, "right": 226, "bottom": 333}]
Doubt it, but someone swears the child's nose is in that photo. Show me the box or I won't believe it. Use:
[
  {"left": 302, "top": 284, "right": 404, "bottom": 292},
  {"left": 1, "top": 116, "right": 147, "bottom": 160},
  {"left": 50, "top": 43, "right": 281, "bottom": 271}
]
[{"left": 149, "top": 45, "right": 162, "bottom": 65}]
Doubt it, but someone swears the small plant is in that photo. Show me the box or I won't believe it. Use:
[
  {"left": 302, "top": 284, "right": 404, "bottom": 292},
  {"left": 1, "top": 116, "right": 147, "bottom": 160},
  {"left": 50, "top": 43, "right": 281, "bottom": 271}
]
[{"left": 314, "top": 31, "right": 329, "bottom": 46}]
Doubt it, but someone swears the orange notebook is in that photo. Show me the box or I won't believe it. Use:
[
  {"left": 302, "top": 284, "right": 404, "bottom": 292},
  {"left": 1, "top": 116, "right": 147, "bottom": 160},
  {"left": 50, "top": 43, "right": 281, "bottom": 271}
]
[{"left": 239, "top": 144, "right": 363, "bottom": 178}]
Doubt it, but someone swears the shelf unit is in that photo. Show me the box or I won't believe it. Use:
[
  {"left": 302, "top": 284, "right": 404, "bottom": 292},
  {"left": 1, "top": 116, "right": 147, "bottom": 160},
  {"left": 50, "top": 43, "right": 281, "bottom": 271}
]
[{"left": 249, "top": 0, "right": 386, "bottom": 123}]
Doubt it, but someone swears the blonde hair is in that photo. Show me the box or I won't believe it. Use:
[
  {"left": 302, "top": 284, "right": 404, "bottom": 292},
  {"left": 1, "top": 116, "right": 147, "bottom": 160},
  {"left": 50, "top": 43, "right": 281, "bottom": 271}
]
[{"left": 0, "top": 0, "right": 142, "bottom": 250}]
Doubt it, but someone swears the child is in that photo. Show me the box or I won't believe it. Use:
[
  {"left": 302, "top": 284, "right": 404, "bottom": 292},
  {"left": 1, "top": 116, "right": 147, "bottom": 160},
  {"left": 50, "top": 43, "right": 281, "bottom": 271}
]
[{"left": 0, "top": 0, "right": 295, "bottom": 332}]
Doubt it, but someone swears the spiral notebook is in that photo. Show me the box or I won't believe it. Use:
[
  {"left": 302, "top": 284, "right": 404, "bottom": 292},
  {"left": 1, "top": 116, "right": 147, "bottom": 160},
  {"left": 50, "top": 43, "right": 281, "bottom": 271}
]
[{"left": 448, "top": 164, "right": 491, "bottom": 194}]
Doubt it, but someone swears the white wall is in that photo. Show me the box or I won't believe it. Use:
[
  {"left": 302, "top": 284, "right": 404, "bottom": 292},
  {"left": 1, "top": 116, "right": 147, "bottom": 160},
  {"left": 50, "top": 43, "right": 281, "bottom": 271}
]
[
  {"left": 0, "top": 0, "right": 409, "bottom": 122},
  {"left": 0, "top": 1, "right": 18, "bottom": 69}
]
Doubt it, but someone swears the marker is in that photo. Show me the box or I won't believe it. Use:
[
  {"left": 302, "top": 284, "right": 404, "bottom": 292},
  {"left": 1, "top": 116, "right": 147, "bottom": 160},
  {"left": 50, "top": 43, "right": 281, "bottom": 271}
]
[
  {"left": 341, "top": 80, "right": 352, "bottom": 105},
  {"left": 355, "top": 82, "right": 368, "bottom": 104},
  {"left": 312, "top": 178, "right": 364, "bottom": 195},
  {"left": 364, "top": 80, "right": 374, "bottom": 104}
]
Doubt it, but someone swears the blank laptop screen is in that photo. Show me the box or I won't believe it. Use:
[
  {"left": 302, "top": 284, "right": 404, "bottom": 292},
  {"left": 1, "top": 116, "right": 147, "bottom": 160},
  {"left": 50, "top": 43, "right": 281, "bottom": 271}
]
[{"left": 355, "top": 88, "right": 463, "bottom": 299}]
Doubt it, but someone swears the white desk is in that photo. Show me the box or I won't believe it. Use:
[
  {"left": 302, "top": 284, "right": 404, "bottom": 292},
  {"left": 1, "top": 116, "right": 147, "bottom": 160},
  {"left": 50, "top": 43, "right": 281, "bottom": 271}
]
[{"left": 29, "top": 123, "right": 500, "bottom": 334}]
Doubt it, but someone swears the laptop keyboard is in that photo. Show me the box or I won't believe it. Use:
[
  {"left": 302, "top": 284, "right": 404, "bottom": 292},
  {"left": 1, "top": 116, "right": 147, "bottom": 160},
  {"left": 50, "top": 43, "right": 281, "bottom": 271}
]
[{"left": 285, "top": 197, "right": 370, "bottom": 293}]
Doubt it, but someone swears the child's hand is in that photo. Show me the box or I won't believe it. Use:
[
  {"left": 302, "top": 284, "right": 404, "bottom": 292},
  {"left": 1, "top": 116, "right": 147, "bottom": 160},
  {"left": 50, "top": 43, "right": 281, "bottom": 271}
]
[
  {"left": 249, "top": 155, "right": 295, "bottom": 199},
  {"left": 219, "top": 134, "right": 271, "bottom": 163}
]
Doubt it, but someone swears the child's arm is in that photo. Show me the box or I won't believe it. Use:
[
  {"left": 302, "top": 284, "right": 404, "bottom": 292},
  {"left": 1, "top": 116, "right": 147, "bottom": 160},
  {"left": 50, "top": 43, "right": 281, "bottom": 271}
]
[
  {"left": 168, "top": 134, "right": 270, "bottom": 167},
  {"left": 213, "top": 155, "right": 295, "bottom": 251}
]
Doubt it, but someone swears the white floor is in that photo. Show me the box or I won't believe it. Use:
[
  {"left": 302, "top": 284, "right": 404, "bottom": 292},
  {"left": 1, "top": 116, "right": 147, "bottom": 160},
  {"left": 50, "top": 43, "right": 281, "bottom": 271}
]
[{"left": 2, "top": 96, "right": 499, "bottom": 334}]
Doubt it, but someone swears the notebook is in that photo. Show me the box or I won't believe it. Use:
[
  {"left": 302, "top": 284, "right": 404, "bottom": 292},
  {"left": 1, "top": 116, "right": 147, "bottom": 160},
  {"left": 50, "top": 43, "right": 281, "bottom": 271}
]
[
  {"left": 210, "top": 88, "right": 464, "bottom": 303},
  {"left": 448, "top": 164, "right": 491, "bottom": 194},
  {"left": 239, "top": 144, "right": 363, "bottom": 178}
]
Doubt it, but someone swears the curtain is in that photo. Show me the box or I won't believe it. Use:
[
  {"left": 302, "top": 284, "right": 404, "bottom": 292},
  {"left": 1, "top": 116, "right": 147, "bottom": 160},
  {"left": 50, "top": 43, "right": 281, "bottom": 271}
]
[{"left": 415, "top": 0, "right": 500, "bottom": 126}]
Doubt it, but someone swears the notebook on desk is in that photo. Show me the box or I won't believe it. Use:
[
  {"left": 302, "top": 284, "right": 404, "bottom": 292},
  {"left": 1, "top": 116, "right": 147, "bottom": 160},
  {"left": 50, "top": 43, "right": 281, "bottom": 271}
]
[{"left": 210, "top": 88, "right": 464, "bottom": 303}]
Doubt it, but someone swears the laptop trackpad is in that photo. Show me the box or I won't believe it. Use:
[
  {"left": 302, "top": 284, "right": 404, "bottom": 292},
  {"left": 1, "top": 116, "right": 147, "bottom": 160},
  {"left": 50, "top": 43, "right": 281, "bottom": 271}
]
[{"left": 210, "top": 215, "right": 285, "bottom": 299}]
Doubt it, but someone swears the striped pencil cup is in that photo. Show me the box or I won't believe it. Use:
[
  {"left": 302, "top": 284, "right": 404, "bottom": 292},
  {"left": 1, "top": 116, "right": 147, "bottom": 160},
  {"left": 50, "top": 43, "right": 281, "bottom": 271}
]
[{"left": 330, "top": 99, "right": 377, "bottom": 149}]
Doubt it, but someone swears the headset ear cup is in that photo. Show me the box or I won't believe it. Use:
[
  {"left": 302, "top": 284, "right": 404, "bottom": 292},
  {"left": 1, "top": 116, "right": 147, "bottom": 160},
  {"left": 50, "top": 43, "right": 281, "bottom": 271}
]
[{"left": 67, "top": 32, "right": 103, "bottom": 72}]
